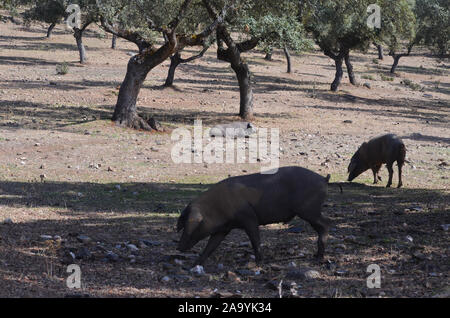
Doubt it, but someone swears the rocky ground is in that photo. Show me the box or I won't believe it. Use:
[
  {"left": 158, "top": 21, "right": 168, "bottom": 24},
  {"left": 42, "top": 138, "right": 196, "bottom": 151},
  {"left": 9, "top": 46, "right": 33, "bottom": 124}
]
[{"left": 0, "top": 17, "right": 449, "bottom": 297}]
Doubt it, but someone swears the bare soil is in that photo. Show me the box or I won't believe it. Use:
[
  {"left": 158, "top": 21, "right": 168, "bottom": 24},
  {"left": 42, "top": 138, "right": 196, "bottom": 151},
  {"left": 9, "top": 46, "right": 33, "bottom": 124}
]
[{"left": 0, "top": 19, "right": 449, "bottom": 298}]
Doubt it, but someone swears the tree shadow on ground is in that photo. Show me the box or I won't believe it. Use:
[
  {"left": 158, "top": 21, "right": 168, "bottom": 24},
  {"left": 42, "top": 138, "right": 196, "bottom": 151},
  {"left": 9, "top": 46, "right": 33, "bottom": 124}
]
[
  {"left": 300, "top": 92, "right": 449, "bottom": 125},
  {"left": 0, "top": 179, "right": 448, "bottom": 297},
  {"left": 400, "top": 132, "right": 450, "bottom": 144},
  {"left": 0, "top": 100, "right": 111, "bottom": 131}
]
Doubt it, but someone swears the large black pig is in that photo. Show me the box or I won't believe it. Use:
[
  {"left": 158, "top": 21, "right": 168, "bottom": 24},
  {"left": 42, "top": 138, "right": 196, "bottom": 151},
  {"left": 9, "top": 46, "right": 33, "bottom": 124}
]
[
  {"left": 176, "top": 167, "right": 331, "bottom": 265},
  {"left": 348, "top": 134, "right": 406, "bottom": 188}
]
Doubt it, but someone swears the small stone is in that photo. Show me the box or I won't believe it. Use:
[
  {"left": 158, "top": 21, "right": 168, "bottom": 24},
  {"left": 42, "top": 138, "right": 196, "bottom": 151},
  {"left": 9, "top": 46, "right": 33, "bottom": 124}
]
[
  {"left": 226, "top": 271, "right": 241, "bottom": 282},
  {"left": 77, "top": 235, "right": 92, "bottom": 244},
  {"left": 107, "top": 166, "right": 113, "bottom": 172},
  {"left": 106, "top": 251, "right": 119, "bottom": 262},
  {"left": 217, "top": 264, "right": 224, "bottom": 271},
  {"left": 363, "top": 82, "right": 371, "bottom": 89},
  {"left": 405, "top": 235, "right": 414, "bottom": 243},
  {"left": 139, "top": 239, "right": 161, "bottom": 247},
  {"left": 343, "top": 120, "right": 353, "bottom": 124},
  {"left": 190, "top": 265, "right": 205, "bottom": 276},
  {"left": 286, "top": 226, "right": 302, "bottom": 233},
  {"left": 40, "top": 235, "right": 53, "bottom": 241},
  {"left": 440, "top": 224, "right": 450, "bottom": 231},
  {"left": 161, "top": 276, "right": 171, "bottom": 282},
  {"left": 127, "top": 244, "right": 139, "bottom": 252},
  {"left": 3, "top": 218, "right": 13, "bottom": 224},
  {"left": 335, "top": 270, "right": 348, "bottom": 276}
]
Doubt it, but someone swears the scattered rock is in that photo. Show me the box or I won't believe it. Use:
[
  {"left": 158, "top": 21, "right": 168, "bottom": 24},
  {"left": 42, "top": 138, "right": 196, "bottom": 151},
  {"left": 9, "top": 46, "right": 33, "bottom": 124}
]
[
  {"left": 343, "top": 120, "right": 353, "bottom": 124},
  {"left": 76, "top": 235, "right": 92, "bottom": 244},
  {"left": 126, "top": 244, "right": 139, "bottom": 253},
  {"left": 190, "top": 265, "right": 206, "bottom": 276},
  {"left": 286, "top": 226, "right": 302, "bottom": 233},
  {"left": 226, "top": 271, "right": 241, "bottom": 283},
  {"left": 2, "top": 218, "right": 13, "bottom": 224},
  {"left": 139, "top": 239, "right": 161, "bottom": 247},
  {"left": 40, "top": 235, "right": 53, "bottom": 241},
  {"left": 106, "top": 251, "right": 119, "bottom": 262},
  {"left": 286, "top": 268, "right": 321, "bottom": 280},
  {"left": 161, "top": 276, "right": 171, "bottom": 283},
  {"left": 405, "top": 235, "right": 414, "bottom": 243},
  {"left": 210, "top": 122, "right": 256, "bottom": 138},
  {"left": 363, "top": 82, "right": 371, "bottom": 89},
  {"left": 440, "top": 224, "right": 450, "bottom": 231}
]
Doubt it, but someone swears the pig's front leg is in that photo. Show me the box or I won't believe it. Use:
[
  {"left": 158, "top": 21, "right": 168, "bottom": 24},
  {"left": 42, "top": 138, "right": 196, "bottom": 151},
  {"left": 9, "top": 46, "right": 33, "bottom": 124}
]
[
  {"left": 386, "top": 162, "right": 394, "bottom": 187},
  {"left": 195, "top": 231, "right": 229, "bottom": 265},
  {"left": 371, "top": 164, "right": 382, "bottom": 184}
]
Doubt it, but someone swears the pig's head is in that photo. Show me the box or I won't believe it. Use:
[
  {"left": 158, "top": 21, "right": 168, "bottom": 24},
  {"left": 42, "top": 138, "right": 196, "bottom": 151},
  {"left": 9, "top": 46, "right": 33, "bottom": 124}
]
[
  {"left": 176, "top": 205, "right": 207, "bottom": 252},
  {"left": 348, "top": 142, "right": 370, "bottom": 181}
]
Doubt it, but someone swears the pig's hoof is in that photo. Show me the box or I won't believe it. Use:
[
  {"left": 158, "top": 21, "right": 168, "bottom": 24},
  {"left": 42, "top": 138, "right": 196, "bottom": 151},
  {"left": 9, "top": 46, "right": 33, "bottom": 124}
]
[
  {"left": 378, "top": 176, "right": 382, "bottom": 181},
  {"left": 386, "top": 184, "right": 391, "bottom": 188},
  {"left": 397, "top": 183, "right": 403, "bottom": 188}
]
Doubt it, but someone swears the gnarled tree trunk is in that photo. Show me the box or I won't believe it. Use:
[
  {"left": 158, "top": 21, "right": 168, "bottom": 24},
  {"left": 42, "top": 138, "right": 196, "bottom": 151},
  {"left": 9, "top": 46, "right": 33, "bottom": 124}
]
[
  {"left": 111, "top": 34, "right": 117, "bottom": 49},
  {"left": 112, "top": 57, "right": 154, "bottom": 130},
  {"left": 376, "top": 44, "right": 383, "bottom": 60},
  {"left": 331, "top": 57, "right": 344, "bottom": 91},
  {"left": 390, "top": 55, "right": 403, "bottom": 73},
  {"left": 284, "top": 47, "right": 292, "bottom": 73},
  {"left": 216, "top": 26, "right": 257, "bottom": 120},
  {"left": 47, "top": 23, "right": 56, "bottom": 38},
  {"left": 233, "top": 62, "right": 253, "bottom": 119},
  {"left": 73, "top": 28, "right": 87, "bottom": 64},
  {"left": 344, "top": 52, "right": 357, "bottom": 85},
  {"left": 164, "top": 52, "right": 181, "bottom": 87}
]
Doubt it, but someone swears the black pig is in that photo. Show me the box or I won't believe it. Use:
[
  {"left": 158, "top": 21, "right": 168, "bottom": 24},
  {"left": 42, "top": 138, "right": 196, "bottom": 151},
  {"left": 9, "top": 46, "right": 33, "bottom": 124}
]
[
  {"left": 348, "top": 134, "right": 406, "bottom": 188},
  {"left": 176, "top": 167, "right": 331, "bottom": 265}
]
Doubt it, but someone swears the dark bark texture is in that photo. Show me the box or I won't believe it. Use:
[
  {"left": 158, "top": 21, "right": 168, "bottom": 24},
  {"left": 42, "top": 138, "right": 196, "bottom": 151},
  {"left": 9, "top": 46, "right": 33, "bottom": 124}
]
[
  {"left": 284, "top": 47, "right": 292, "bottom": 73},
  {"left": 73, "top": 28, "right": 87, "bottom": 64},
  {"left": 344, "top": 52, "right": 357, "bottom": 85},
  {"left": 111, "top": 34, "right": 117, "bottom": 49},
  {"left": 216, "top": 25, "right": 258, "bottom": 120},
  {"left": 47, "top": 23, "right": 55, "bottom": 38}
]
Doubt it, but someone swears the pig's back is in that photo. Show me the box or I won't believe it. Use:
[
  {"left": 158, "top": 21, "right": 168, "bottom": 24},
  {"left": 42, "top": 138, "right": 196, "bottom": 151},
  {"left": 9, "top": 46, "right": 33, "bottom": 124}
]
[{"left": 216, "top": 167, "right": 327, "bottom": 223}]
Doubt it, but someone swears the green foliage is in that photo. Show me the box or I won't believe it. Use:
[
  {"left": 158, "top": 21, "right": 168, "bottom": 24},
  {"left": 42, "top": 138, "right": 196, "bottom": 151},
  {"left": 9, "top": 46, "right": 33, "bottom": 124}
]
[
  {"left": 23, "top": 0, "right": 65, "bottom": 25},
  {"left": 56, "top": 62, "right": 69, "bottom": 75},
  {"left": 303, "top": 0, "right": 378, "bottom": 54},
  {"left": 415, "top": 0, "right": 449, "bottom": 55},
  {"left": 23, "top": 0, "right": 99, "bottom": 27},
  {"left": 377, "top": 0, "right": 417, "bottom": 54},
  {"left": 234, "top": 0, "right": 312, "bottom": 52}
]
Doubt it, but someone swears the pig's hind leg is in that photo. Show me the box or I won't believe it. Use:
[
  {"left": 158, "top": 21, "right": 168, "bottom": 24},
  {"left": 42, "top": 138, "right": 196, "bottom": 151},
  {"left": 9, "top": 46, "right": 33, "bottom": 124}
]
[
  {"left": 297, "top": 207, "right": 330, "bottom": 260},
  {"left": 244, "top": 223, "right": 262, "bottom": 264},
  {"left": 195, "top": 231, "right": 229, "bottom": 265}
]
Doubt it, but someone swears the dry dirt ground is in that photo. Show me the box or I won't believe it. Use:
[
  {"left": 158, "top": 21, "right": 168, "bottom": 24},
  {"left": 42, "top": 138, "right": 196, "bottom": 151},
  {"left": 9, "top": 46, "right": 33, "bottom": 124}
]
[{"left": 0, "top": 18, "right": 449, "bottom": 298}]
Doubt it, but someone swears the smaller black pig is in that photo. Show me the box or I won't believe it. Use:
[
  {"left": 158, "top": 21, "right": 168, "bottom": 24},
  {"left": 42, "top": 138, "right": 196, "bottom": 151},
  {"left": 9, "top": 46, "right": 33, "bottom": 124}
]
[
  {"left": 176, "top": 167, "right": 331, "bottom": 265},
  {"left": 348, "top": 134, "right": 406, "bottom": 188}
]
